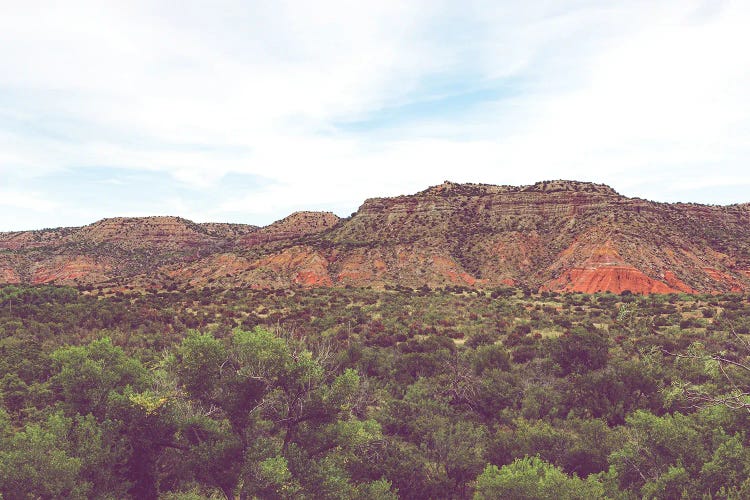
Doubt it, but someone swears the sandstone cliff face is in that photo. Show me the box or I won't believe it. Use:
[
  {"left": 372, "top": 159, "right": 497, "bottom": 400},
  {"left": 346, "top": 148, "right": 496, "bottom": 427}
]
[
  {"left": 540, "top": 239, "right": 684, "bottom": 294},
  {"left": 318, "top": 180, "right": 750, "bottom": 293},
  {"left": 1, "top": 180, "right": 749, "bottom": 294}
]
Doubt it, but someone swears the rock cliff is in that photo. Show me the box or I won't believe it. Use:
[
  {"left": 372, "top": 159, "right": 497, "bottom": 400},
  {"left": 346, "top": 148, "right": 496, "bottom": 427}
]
[{"left": 1, "top": 181, "right": 749, "bottom": 293}]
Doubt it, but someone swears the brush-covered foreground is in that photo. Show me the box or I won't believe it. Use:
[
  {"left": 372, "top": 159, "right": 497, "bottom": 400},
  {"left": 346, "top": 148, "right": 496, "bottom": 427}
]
[{"left": 1, "top": 284, "right": 750, "bottom": 499}]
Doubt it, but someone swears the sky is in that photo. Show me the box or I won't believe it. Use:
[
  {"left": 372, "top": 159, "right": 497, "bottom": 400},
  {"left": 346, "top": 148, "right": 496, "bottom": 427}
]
[{"left": 1, "top": 0, "right": 749, "bottom": 231}]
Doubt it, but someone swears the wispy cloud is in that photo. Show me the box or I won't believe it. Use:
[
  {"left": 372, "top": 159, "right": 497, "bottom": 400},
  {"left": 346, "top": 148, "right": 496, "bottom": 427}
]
[
  {"left": 1, "top": 0, "right": 749, "bottom": 230},
  {"left": 0, "top": 190, "right": 59, "bottom": 212}
]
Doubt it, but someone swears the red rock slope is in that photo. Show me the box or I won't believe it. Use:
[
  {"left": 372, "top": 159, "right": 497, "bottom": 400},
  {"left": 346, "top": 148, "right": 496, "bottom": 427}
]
[{"left": 1, "top": 181, "right": 749, "bottom": 294}]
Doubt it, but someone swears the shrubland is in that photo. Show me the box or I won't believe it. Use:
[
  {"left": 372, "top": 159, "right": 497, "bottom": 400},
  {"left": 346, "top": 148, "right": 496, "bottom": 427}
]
[{"left": 1, "top": 284, "right": 750, "bottom": 499}]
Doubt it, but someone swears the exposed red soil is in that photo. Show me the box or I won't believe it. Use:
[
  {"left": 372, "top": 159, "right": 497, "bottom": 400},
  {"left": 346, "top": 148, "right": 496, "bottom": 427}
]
[
  {"left": 0, "top": 267, "right": 21, "bottom": 284},
  {"left": 167, "top": 253, "right": 253, "bottom": 283},
  {"left": 542, "top": 266, "right": 684, "bottom": 294},
  {"left": 31, "top": 256, "right": 109, "bottom": 285},
  {"left": 703, "top": 268, "right": 745, "bottom": 292},
  {"left": 663, "top": 271, "right": 697, "bottom": 294},
  {"left": 253, "top": 246, "right": 333, "bottom": 287},
  {"left": 430, "top": 255, "right": 478, "bottom": 286},
  {"left": 335, "top": 252, "right": 382, "bottom": 283}
]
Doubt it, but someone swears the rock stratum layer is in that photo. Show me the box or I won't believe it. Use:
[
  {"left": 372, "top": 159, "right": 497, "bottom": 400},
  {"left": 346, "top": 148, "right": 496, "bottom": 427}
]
[{"left": 2, "top": 180, "right": 749, "bottom": 294}]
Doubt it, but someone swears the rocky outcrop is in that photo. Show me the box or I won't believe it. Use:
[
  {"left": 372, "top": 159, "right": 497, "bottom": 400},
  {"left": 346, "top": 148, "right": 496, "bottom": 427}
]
[
  {"left": 321, "top": 180, "right": 750, "bottom": 293},
  {"left": 1, "top": 180, "right": 749, "bottom": 294}
]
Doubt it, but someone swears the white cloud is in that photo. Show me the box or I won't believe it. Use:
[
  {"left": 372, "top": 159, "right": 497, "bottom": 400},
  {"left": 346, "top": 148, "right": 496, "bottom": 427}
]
[
  {"left": 1, "top": 0, "right": 749, "bottom": 229},
  {"left": 0, "top": 189, "right": 59, "bottom": 212}
]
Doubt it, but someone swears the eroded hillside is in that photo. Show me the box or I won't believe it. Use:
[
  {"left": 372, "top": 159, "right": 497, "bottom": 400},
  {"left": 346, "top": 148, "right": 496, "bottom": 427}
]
[{"left": 2, "top": 181, "right": 749, "bottom": 293}]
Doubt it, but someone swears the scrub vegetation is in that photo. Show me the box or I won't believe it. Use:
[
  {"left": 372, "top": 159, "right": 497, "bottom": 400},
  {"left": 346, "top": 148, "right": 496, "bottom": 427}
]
[{"left": 1, "top": 284, "right": 750, "bottom": 499}]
